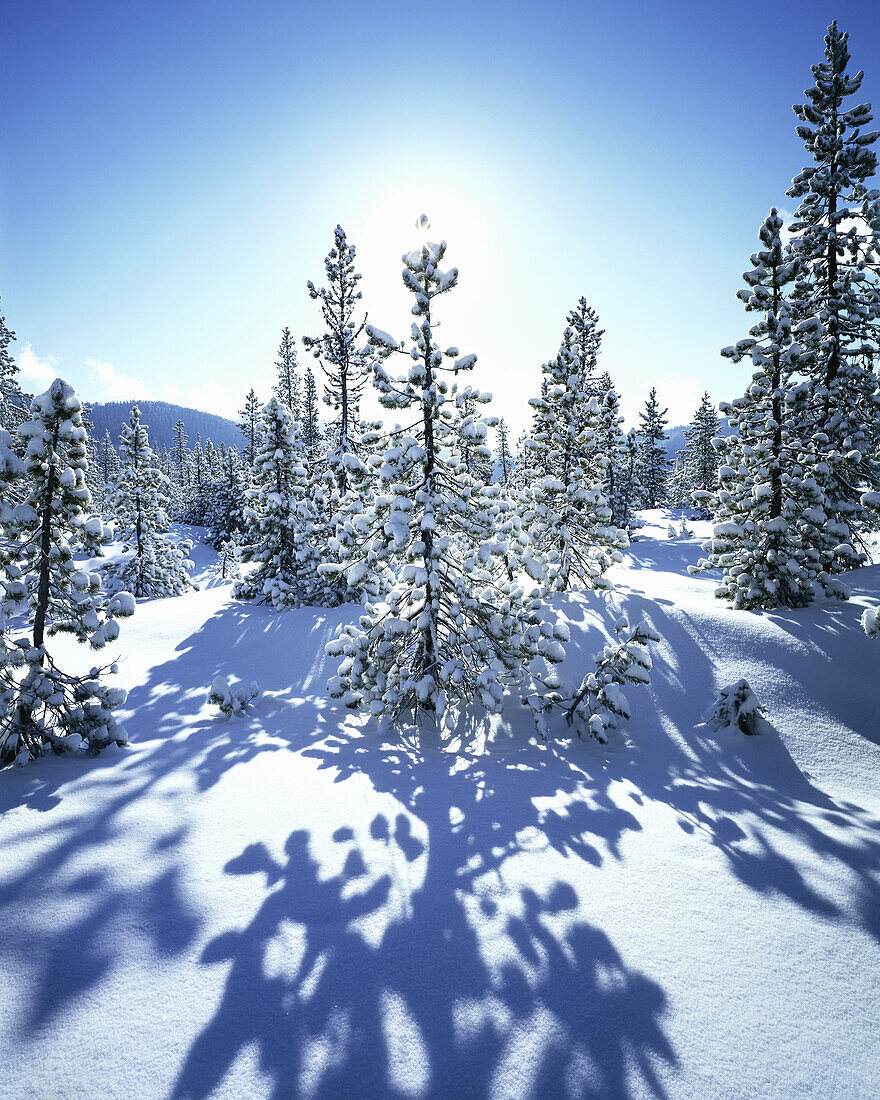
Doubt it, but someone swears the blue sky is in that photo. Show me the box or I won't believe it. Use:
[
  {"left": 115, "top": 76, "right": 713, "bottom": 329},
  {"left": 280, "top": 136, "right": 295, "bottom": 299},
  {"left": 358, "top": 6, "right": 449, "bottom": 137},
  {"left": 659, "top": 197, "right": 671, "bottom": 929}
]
[{"left": 3, "top": 0, "right": 880, "bottom": 431}]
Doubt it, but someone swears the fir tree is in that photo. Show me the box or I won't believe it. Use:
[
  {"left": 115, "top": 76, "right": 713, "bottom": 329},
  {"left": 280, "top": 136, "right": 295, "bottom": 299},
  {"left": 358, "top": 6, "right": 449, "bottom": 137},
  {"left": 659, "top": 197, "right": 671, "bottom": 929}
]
[
  {"left": 180, "top": 432, "right": 210, "bottom": 524},
  {"left": 0, "top": 381, "right": 134, "bottom": 763},
  {"left": 214, "top": 540, "right": 239, "bottom": 582},
  {"left": 496, "top": 418, "right": 513, "bottom": 485},
  {"left": 691, "top": 210, "right": 840, "bottom": 608},
  {"left": 595, "top": 386, "right": 634, "bottom": 529},
  {"left": 171, "top": 418, "right": 189, "bottom": 486},
  {"left": 192, "top": 433, "right": 206, "bottom": 493},
  {"left": 0, "top": 298, "right": 27, "bottom": 434},
  {"left": 104, "top": 407, "right": 193, "bottom": 599},
  {"left": 100, "top": 429, "right": 121, "bottom": 486},
  {"left": 327, "top": 216, "right": 562, "bottom": 723},
  {"left": 274, "top": 326, "right": 300, "bottom": 421},
  {"left": 682, "top": 392, "right": 721, "bottom": 512},
  {"left": 637, "top": 387, "right": 670, "bottom": 508},
  {"left": 234, "top": 398, "right": 319, "bottom": 609},
  {"left": 458, "top": 393, "right": 494, "bottom": 484},
  {"left": 204, "top": 445, "right": 248, "bottom": 548},
  {"left": 203, "top": 437, "right": 220, "bottom": 478},
  {"left": 301, "top": 366, "right": 322, "bottom": 463},
  {"left": 238, "top": 389, "right": 261, "bottom": 468},
  {"left": 564, "top": 296, "right": 604, "bottom": 400},
  {"left": 618, "top": 429, "right": 644, "bottom": 528},
  {"left": 666, "top": 452, "right": 694, "bottom": 509},
  {"left": 520, "top": 331, "right": 628, "bottom": 594},
  {"left": 303, "top": 225, "right": 372, "bottom": 488},
  {"left": 787, "top": 21, "right": 880, "bottom": 568}
]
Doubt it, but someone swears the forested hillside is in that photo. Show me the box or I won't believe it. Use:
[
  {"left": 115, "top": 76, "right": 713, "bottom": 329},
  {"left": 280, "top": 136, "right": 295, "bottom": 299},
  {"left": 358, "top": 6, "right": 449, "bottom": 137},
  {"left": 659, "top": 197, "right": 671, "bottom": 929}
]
[{"left": 88, "top": 400, "right": 240, "bottom": 450}]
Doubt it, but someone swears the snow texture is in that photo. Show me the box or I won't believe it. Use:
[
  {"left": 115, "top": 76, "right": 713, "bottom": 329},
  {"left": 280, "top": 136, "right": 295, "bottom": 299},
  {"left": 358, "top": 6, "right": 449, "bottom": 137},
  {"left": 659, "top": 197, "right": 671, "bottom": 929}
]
[{"left": 0, "top": 510, "right": 878, "bottom": 1099}]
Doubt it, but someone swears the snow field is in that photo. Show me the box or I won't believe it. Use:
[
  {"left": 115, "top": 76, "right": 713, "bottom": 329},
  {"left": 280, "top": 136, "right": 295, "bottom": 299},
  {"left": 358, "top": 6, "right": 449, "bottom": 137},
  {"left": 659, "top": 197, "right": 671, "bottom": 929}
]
[{"left": 0, "top": 513, "right": 878, "bottom": 1099}]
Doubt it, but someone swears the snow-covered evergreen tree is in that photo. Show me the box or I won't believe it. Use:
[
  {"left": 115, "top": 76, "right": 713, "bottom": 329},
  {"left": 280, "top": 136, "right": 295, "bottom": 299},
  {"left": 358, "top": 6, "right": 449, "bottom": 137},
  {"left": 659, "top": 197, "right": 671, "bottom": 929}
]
[
  {"left": 691, "top": 209, "right": 842, "bottom": 608},
  {"left": 300, "top": 365, "right": 323, "bottom": 464},
  {"left": 298, "top": 226, "right": 379, "bottom": 606},
  {"left": 519, "top": 331, "right": 628, "bottom": 594},
  {"left": 104, "top": 406, "right": 193, "bottom": 599},
  {"left": 326, "top": 217, "right": 562, "bottom": 722},
  {"left": 234, "top": 398, "right": 321, "bottom": 609},
  {"left": 594, "top": 386, "right": 634, "bottom": 529},
  {"left": 274, "top": 326, "right": 300, "bottom": 421},
  {"left": 686, "top": 393, "right": 721, "bottom": 493},
  {"left": 192, "top": 434, "right": 206, "bottom": 495},
  {"left": 171, "top": 417, "right": 189, "bottom": 489},
  {"left": 0, "top": 299, "right": 27, "bottom": 434},
  {"left": 458, "top": 393, "right": 494, "bottom": 485},
  {"left": 303, "top": 225, "right": 371, "bottom": 487},
  {"left": 238, "top": 389, "right": 261, "bottom": 469},
  {"left": 100, "top": 429, "right": 121, "bottom": 488},
  {"left": 636, "top": 387, "right": 670, "bottom": 508},
  {"left": 526, "top": 617, "right": 659, "bottom": 743},
  {"left": 214, "top": 540, "right": 239, "bottom": 582},
  {"left": 618, "top": 429, "right": 644, "bottom": 529},
  {"left": 565, "top": 296, "right": 604, "bottom": 400},
  {"left": 496, "top": 418, "right": 513, "bottom": 485},
  {"left": 179, "top": 432, "right": 211, "bottom": 524},
  {"left": 204, "top": 444, "right": 248, "bottom": 548},
  {"left": 681, "top": 392, "right": 721, "bottom": 515},
  {"left": 786, "top": 21, "right": 880, "bottom": 569},
  {"left": 203, "top": 437, "right": 220, "bottom": 478},
  {"left": 0, "top": 381, "right": 134, "bottom": 763}
]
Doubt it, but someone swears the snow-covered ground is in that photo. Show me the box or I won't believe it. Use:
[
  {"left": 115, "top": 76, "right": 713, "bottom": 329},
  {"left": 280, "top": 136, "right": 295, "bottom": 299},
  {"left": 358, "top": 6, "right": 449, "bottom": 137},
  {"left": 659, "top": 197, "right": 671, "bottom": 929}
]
[{"left": 1, "top": 513, "right": 878, "bottom": 1100}]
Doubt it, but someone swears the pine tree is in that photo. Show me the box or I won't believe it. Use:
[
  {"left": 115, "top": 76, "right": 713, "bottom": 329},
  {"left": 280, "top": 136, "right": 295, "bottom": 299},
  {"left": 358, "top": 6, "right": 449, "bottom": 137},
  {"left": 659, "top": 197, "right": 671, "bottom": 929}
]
[
  {"left": 786, "top": 21, "right": 880, "bottom": 568},
  {"left": 203, "top": 437, "right": 220, "bottom": 478},
  {"left": 458, "top": 393, "right": 494, "bottom": 484},
  {"left": 204, "top": 444, "right": 248, "bottom": 548},
  {"left": 234, "top": 398, "right": 319, "bottom": 609},
  {"left": 595, "top": 386, "right": 634, "bottom": 529},
  {"left": 180, "top": 432, "right": 210, "bottom": 524},
  {"left": 300, "top": 366, "right": 322, "bottom": 463},
  {"left": 326, "top": 216, "right": 562, "bottom": 722},
  {"left": 274, "top": 326, "right": 300, "bottom": 421},
  {"left": 100, "top": 429, "right": 121, "bottom": 486},
  {"left": 0, "top": 381, "right": 134, "bottom": 763},
  {"left": 238, "top": 389, "right": 261, "bottom": 469},
  {"left": 691, "top": 210, "right": 840, "bottom": 608},
  {"left": 104, "top": 406, "right": 193, "bottom": 598},
  {"left": 682, "top": 392, "right": 721, "bottom": 513},
  {"left": 171, "top": 418, "right": 189, "bottom": 486},
  {"left": 637, "top": 387, "right": 670, "bottom": 508},
  {"left": 214, "top": 540, "right": 239, "bottom": 582},
  {"left": 564, "top": 296, "right": 604, "bottom": 400},
  {"left": 519, "top": 329, "right": 628, "bottom": 593},
  {"left": 192, "top": 433, "right": 206, "bottom": 493},
  {"left": 496, "top": 418, "right": 513, "bottom": 485},
  {"left": 618, "top": 429, "right": 644, "bottom": 528},
  {"left": 0, "top": 299, "right": 27, "bottom": 434},
  {"left": 303, "top": 225, "right": 372, "bottom": 486},
  {"left": 666, "top": 451, "right": 694, "bottom": 509}
]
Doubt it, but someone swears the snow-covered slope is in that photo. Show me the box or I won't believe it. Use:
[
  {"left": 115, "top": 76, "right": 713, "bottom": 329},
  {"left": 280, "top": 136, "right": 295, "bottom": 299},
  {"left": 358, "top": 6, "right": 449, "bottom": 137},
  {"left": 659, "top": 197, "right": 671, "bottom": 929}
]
[{"left": 1, "top": 514, "right": 878, "bottom": 1100}]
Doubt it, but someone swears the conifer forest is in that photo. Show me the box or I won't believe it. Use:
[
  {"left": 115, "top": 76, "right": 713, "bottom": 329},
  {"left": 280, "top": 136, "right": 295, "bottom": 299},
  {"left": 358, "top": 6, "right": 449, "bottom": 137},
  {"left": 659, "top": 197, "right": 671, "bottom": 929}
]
[{"left": 1, "top": 11, "right": 879, "bottom": 1100}]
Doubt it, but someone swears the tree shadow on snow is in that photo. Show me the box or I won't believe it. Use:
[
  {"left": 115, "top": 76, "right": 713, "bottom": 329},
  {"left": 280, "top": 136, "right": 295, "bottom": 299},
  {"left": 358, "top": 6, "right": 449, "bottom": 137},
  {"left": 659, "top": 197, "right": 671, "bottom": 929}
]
[
  {"left": 0, "top": 598, "right": 359, "bottom": 1050},
  {"left": 173, "top": 731, "right": 678, "bottom": 1099},
  {"left": 599, "top": 588, "right": 880, "bottom": 947},
  {"left": 0, "top": 745, "right": 203, "bottom": 1038}
]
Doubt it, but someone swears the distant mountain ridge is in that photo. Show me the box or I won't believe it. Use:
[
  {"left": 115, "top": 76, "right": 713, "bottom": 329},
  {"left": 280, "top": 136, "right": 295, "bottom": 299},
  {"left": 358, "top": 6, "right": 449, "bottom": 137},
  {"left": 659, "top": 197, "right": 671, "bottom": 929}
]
[{"left": 87, "top": 400, "right": 241, "bottom": 451}]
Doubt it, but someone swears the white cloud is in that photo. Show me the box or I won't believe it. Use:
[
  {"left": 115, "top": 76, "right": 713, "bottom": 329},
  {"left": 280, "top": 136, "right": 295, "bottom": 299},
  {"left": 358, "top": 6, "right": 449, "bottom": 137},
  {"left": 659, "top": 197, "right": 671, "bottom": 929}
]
[
  {"left": 85, "top": 358, "right": 152, "bottom": 402},
  {"left": 159, "top": 381, "right": 239, "bottom": 420},
  {"left": 14, "top": 343, "right": 58, "bottom": 391}
]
